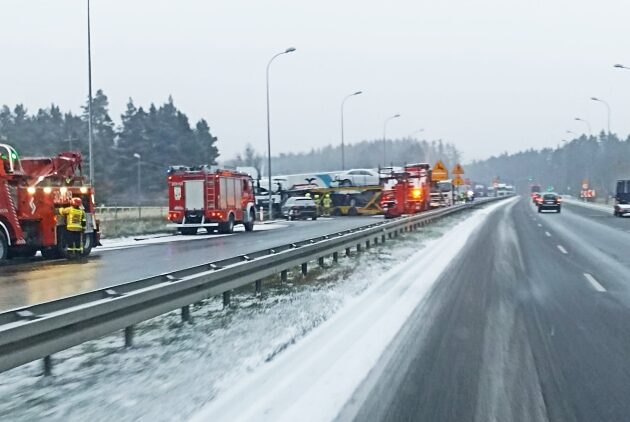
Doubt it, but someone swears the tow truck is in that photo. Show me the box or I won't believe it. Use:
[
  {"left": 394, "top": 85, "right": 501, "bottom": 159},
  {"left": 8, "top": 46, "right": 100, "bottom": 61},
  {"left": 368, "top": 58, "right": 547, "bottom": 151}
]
[
  {"left": 614, "top": 179, "right": 630, "bottom": 217},
  {"left": 379, "top": 163, "right": 432, "bottom": 218},
  {"left": 167, "top": 165, "right": 257, "bottom": 234},
  {"left": 0, "top": 144, "right": 100, "bottom": 262}
]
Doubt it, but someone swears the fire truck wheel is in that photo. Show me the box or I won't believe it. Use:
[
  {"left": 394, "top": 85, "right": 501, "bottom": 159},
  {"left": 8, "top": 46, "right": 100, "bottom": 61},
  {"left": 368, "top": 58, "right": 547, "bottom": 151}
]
[
  {"left": 179, "top": 227, "right": 198, "bottom": 235},
  {"left": 0, "top": 231, "right": 7, "bottom": 261},
  {"left": 81, "top": 234, "right": 94, "bottom": 257},
  {"left": 218, "top": 214, "right": 235, "bottom": 234},
  {"left": 244, "top": 210, "right": 255, "bottom": 232},
  {"left": 348, "top": 207, "right": 358, "bottom": 216}
]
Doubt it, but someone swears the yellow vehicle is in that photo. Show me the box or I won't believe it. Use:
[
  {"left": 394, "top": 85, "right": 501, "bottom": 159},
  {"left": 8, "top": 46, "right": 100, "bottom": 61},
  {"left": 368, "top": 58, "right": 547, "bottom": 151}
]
[{"left": 309, "top": 186, "right": 383, "bottom": 216}]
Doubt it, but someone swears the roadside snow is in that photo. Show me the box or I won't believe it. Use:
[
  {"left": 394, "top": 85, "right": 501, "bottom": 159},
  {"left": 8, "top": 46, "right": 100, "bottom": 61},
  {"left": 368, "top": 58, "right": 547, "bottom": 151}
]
[
  {"left": 563, "top": 197, "right": 612, "bottom": 213},
  {"left": 95, "top": 222, "right": 288, "bottom": 252}
]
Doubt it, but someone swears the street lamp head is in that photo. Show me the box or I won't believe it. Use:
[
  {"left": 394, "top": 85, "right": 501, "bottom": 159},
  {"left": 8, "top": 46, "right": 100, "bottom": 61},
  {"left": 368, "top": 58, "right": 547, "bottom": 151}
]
[
  {"left": 590, "top": 96, "right": 599, "bottom": 101},
  {"left": 574, "top": 117, "right": 582, "bottom": 121},
  {"left": 285, "top": 47, "right": 296, "bottom": 53},
  {"left": 614, "top": 64, "right": 626, "bottom": 69},
  {"left": 354, "top": 91, "right": 363, "bottom": 96},
  {"left": 394, "top": 114, "right": 401, "bottom": 118},
  {"left": 133, "top": 153, "right": 141, "bottom": 159}
]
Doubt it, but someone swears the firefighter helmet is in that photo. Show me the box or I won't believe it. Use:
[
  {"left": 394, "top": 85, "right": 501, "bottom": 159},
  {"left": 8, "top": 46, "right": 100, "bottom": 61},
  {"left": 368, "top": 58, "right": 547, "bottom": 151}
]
[{"left": 71, "top": 197, "right": 82, "bottom": 207}]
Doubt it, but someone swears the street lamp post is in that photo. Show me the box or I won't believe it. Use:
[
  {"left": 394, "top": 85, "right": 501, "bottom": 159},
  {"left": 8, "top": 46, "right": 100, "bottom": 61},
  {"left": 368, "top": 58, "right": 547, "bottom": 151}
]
[
  {"left": 382, "top": 114, "right": 401, "bottom": 165},
  {"left": 574, "top": 117, "right": 592, "bottom": 137},
  {"left": 86, "top": 0, "right": 94, "bottom": 186},
  {"left": 590, "top": 97, "right": 611, "bottom": 135},
  {"left": 340, "top": 91, "right": 363, "bottom": 170},
  {"left": 133, "top": 153, "right": 141, "bottom": 218},
  {"left": 265, "top": 47, "right": 296, "bottom": 220}
]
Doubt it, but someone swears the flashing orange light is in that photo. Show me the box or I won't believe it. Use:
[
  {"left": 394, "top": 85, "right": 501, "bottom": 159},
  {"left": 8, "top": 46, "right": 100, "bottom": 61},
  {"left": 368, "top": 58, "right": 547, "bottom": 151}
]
[{"left": 412, "top": 188, "right": 422, "bottom": 199}]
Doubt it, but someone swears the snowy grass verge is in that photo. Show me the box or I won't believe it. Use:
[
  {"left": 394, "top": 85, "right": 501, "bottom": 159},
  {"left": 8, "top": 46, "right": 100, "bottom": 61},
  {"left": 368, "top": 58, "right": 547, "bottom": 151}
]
[{"left": 0, "top": 203, "right": 504, "bottom": 422}]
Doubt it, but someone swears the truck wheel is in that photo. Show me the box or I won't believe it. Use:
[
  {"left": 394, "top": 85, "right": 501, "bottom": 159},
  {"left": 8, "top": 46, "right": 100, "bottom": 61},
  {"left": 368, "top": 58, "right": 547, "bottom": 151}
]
[
  {"left": 179, "top": 227, "right": 198, "bottom": 235},
  {"left": 348, "top": 207, "right": 358, "bottom": 216},
  {"left": 244, "top": 209, "right": 255, "bottom": 232},
  {"left": 81, "top": 233, "right": 94, "bottom": 257},
  {"left": 219, "top": 214, "right": 235, "bottom": 234},
  {"left": 341, "top": 179, "right": 353, "bottom": 187},
  {"left": 0, "top": 231, "right": 8, "bottom": 261}
]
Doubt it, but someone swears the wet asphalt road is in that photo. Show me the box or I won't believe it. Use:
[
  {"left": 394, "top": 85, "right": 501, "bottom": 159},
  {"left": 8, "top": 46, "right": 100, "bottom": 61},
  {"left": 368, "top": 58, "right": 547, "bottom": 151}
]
[
  {"left": 0, "top": 216, "right": 378, "bottom": 312},
  {"left": 348, "top": 198, "right": 630, "bottom": 422}
]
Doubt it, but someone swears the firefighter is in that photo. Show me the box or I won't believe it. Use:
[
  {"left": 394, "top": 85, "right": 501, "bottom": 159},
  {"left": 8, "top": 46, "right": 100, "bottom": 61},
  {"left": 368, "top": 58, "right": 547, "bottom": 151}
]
[
  {"left": 60, "top": 197, "right": 86, "bottom": 256},
  {"left": 322, "top": 193, "right": 332, "bottom": 216}
]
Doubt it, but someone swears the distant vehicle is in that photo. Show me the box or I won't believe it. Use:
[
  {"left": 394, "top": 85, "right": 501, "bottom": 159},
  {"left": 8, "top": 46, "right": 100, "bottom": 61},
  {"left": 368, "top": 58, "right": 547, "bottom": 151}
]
[
  {"left": 281, "top": 197, "right": 318, "bottom": 220},
  {"left": 614, "top": 179, "right": 630, "bottom": 217},
  {"left": 537, "top": 192, "right": 561, "bottom": 213},
  {"left": 334, "top": 169, "right": 380, "bottom": 187},
  {"left": 474, "top": 184, "right": 486, "bottom": 197},
  {"left": 532, "top": 192, "right": 542, "bottom": 204}
]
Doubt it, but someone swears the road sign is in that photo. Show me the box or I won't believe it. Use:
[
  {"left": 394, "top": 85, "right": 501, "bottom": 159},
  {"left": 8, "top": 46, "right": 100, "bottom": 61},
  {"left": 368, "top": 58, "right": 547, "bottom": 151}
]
[
  {"left": 581, "top": 179, "right": 589, "bottom": 190},
  {"left": 453, "top": 175, "right": 464, "bottom": 186},
  {"left": 452, "top": 163, "right": 464, "bottom": 175},
  {"left": 432, "top": 160, "right": 448, "bottom": 181}
]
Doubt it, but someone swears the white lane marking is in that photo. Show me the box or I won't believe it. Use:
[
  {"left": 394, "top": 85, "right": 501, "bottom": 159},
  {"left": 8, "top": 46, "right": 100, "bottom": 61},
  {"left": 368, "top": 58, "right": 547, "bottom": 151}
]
[
  {"left": 545, "top": 231, "right": 551, "bottom": 237},
  {"left": 584, "top": 273, "right": 606, "bottom": 292},
  {"left": 537, "top": 223, "right": 542, "bottom": 227},
  {"left": 557, "top": 245, "right": 568, "bottom": 254}
]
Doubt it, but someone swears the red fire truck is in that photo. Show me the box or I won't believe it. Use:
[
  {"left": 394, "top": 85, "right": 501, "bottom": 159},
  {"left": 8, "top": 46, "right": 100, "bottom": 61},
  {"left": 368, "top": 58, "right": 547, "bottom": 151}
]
[
  {"left": 0, "top": 144, "right": 100, "bottom": 262},
  {"left": 379, "top": 163, "right": 432, "bottom": 219},
  {"left": 167, "top": 165, "right": 257, "bottom": 234}
]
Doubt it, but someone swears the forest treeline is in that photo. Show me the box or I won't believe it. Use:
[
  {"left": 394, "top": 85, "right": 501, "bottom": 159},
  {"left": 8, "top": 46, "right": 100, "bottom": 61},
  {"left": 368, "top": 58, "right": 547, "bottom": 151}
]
[
  {"left": 0, "top": 90, "right": 218, "bottom": 204},
  {"left": 229, "top": 138, "right": 462, "bottom": 177},
  {"left": 467, "top": 133, "right": 630, "bottom": 196}
]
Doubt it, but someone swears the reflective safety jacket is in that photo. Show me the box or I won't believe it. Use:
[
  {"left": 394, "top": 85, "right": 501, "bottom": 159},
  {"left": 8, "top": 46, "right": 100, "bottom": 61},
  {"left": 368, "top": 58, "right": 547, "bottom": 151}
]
[
  {"left": 61, "top": 206, "right": 86, "bottom": 232},
  {"left": 322, "top": 197, "right": 332, "bottom": 207}
]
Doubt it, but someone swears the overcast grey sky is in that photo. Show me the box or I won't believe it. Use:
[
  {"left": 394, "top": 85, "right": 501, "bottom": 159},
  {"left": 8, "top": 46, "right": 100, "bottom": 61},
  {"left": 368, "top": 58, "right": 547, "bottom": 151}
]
[{"left": 1, "top": 0, "right": 629, "bottom": 164}]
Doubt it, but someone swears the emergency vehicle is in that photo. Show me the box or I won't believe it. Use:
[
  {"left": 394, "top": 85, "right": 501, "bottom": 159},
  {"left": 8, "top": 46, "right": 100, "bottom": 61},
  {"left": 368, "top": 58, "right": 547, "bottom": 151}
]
[
  {"left": 167, "top": 165, "right": 256, "bottom": 234},
  {"left": 0, "top": 144, "right": 100, "bottom": 262},
  {"left": 379, "top": 163, "right": 432, "bottom": 218}
]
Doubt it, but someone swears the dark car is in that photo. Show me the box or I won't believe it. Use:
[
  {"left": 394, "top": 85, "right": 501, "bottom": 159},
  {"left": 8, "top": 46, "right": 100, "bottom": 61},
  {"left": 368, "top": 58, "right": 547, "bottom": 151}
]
[
  {"left": 281, "top": 197, "right": 318, "bottom": 220},
  {"left": 614, "top": 179, "right": 630, "bottom": 217},
  {"left": 537, "top": 192, "right": 561, "bottom": 213}
]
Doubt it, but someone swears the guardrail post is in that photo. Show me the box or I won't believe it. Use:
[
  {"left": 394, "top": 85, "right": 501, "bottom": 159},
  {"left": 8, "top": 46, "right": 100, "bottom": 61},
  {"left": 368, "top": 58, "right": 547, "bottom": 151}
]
[
  {"left": 124, "top": 326, "right": 134, "bottom": 348},
  {"left": 223, "top": 291, "right": 231, "bottom": 308},
  {"left": 356, "top": 243, "right": 362, "bottom": 252},
  {"left": 255, "top": 280, "right": 262, "bottom": 296},
  {"left": 318, "top": 257, "right": 325, "bottom": 268},
  {"left": 181, "top": 305, "right": 191, "bottom": 322},
  {"left": 382, "top": 234, "right": 386, "bottom": 242},
  {"left": 301, "top": 263, "right": 308, "bottom": 276},
  {"left": 280, "top": 270, "right": 288, "bottom": 283},
  {"left": 365, "top": 240, "right": 370, "bottom": 249},
  {"left": 345, "top": 247, "right": 351, "bottom": 256},
  {"left": 333, "top": 251, "right": 339, "bottom": 263},
  {"left": 43, "top": 356, "right": 52, "bottom": 376}
]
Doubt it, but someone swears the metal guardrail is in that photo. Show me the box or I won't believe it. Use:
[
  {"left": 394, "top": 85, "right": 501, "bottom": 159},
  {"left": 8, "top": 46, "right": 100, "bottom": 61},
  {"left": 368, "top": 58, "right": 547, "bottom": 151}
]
[
  {"left": 0, "top": 198, "right": 502, "bottom": 375},
  {"left": 96, "top": 206, "right": 167, "bottom": 221}
]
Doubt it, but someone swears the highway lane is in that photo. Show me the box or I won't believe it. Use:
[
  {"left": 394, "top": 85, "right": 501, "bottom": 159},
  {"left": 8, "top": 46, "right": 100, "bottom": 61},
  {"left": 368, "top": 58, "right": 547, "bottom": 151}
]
[
  {"left": 0, "top": 216, "right": 377, "bottom": 312},
  {"left": 347, "top": 196, "right": 630, "bottom": 422}
]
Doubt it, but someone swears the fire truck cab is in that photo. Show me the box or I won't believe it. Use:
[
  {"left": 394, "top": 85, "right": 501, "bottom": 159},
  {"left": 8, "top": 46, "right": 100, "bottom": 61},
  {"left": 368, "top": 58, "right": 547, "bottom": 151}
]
[
  {"left": 379, "top": 163, "right": 432, "bottom": 219},
  {"left": 167, "top": 165, "right": 257, "bottom": 235},
  {"left": 0, "top": 144, "right": 100, "bottom": 262}
]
